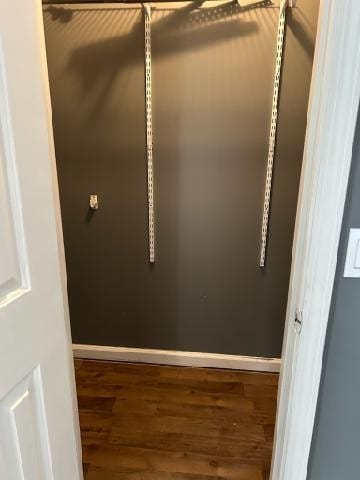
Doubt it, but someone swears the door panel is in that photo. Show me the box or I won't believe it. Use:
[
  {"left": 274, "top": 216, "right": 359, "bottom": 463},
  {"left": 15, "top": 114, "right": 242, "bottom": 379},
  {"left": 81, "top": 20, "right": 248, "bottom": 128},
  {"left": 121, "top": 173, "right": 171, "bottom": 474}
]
[
  {"left": 0, "top": 369, "right": 52, "bottom": 480},
  {"left": 0, "top": 63, "right": 29, "bottom": 305}
]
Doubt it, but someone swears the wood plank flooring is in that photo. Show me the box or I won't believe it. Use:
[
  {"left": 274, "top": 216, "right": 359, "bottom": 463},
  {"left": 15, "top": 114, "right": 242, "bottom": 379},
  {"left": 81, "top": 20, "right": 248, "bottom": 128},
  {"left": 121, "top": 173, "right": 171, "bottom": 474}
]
[{"left": 75, "top": 359, "right": 278, "bottom": 480}]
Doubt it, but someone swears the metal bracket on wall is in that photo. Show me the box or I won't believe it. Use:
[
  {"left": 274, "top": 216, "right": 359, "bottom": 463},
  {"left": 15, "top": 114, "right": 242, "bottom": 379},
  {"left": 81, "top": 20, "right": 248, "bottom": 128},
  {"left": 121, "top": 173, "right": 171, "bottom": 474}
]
[
  {"left": 259, "top": 0, "right": 293, "bottom": 267},
  {"left": 89, "top": 194, "right": 99, "bottom": 210},
  {"left": 144, "top": 3, "right": 155, "bottom": 263}
]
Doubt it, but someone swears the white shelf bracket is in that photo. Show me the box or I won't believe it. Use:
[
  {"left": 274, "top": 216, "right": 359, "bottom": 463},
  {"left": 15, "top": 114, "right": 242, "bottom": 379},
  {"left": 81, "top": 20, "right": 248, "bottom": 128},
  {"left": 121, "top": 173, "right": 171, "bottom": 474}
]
[
  {"left": 259, "top": 0, "right": 289, "bottom": 267},
  {"left": 144, "top": 3, "right": 155, "bottom": 263}
]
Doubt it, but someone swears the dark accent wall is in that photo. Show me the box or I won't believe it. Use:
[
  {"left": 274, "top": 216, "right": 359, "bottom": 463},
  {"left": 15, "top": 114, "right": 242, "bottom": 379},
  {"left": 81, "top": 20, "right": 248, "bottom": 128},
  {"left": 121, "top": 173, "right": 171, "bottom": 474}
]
[
  {"left": 43, "top": 0, "right": 318, "bottom": 357},
  {"left": 307, "top": 105, "right": 360, "bottom": 479}
]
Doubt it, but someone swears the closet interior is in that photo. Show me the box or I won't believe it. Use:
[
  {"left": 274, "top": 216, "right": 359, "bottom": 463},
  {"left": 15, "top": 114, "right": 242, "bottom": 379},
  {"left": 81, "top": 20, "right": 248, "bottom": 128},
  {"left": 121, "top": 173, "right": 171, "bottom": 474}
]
[{"left": 42, "top": 0, "right": 319, "bottom": 477}]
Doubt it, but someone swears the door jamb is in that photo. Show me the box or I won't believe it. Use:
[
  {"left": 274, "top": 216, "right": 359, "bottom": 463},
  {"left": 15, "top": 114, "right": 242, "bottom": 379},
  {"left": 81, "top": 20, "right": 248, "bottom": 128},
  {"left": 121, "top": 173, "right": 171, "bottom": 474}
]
[{"left": 271, "top": 1, "right": 360, "bottom": 479}]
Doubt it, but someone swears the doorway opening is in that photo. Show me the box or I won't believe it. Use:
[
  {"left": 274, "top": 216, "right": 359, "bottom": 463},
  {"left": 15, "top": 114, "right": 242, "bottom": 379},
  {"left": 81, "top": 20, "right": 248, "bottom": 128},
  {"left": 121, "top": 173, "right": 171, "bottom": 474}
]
[{"left": 42, "top": 0, "right": 319, "bottom": 478}]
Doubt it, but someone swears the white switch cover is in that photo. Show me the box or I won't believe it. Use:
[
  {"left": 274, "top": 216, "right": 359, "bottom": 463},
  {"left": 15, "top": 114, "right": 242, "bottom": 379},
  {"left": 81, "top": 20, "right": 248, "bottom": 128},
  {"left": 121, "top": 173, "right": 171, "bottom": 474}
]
[{"left": 344, "top": 228, "right": 360, "bottom": 278}]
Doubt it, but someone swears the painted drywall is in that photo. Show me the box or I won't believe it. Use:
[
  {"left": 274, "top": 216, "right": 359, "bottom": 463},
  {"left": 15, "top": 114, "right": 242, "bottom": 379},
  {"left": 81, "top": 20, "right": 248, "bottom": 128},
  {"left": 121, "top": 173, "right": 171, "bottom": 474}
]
[
  {"left": 307, "top": 106, "right": 360, "bottom": 479},
  {"left": 43, "top": 0, "right": 318, "bottom": 357}
]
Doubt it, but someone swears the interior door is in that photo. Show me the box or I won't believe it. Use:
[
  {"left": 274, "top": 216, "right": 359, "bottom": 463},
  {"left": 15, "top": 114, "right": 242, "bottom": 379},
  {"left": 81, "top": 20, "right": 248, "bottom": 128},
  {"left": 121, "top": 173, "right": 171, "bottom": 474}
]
[{"left": 0, "top": 1, "right": 82, "bottom": 478}]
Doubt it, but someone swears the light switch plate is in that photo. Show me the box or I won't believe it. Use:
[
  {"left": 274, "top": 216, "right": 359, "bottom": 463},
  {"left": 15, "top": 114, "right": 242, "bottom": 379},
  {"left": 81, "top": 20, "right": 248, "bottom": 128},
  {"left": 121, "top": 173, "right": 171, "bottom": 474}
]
[{"left": 344, "top": 228, "right": 360, "bottom": 278}]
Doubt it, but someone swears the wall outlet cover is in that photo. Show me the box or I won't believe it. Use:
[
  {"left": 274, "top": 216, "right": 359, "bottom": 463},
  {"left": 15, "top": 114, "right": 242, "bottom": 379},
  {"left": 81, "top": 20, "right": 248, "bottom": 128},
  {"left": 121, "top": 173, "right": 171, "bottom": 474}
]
[{"left": 344, "top": 228, "right": 360, "bottom": 278}]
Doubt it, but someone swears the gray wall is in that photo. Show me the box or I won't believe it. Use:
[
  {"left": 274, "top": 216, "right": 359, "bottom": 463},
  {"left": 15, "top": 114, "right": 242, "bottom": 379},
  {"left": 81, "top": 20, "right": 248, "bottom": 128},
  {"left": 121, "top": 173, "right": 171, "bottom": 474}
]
[
  {"left": 43, "top": 0, "right": 318, "bottom": 356},
  {"left": 307, "top": 105, "right": 360, "bottom": 479}
]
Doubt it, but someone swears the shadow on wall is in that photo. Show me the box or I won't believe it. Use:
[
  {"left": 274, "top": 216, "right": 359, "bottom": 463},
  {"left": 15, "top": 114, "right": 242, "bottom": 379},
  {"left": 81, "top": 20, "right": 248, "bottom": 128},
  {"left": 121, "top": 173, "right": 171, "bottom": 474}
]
[
  {"left": 46, "top": 6, "right": 74, "bottom": 22},
  {"left": 43, "top": 0, "right": 277, "bottom": 117},
  {"left": 287, "top": 8, "right": 315, "bottom": 58}
]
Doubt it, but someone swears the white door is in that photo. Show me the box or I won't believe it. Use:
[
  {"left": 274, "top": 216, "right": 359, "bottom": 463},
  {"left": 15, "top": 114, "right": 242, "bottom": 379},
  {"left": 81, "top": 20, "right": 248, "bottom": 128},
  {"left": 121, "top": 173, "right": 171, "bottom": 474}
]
[{"left": 0, "top": 1, "right": 82, "bottom": 479}]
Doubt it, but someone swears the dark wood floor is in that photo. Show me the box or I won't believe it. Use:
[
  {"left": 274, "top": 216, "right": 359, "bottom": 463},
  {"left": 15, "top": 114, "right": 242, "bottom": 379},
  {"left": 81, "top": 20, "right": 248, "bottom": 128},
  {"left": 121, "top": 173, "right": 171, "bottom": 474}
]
[{"left": 75, "top": 359, "right": 278, "bottom": 480}]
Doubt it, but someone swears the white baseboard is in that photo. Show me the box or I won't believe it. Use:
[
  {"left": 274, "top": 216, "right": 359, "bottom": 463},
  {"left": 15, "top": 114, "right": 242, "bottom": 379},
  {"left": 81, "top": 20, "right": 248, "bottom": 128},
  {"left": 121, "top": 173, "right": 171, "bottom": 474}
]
[{"left": 73, "top": 344, "right": 281, "bottom": 373}]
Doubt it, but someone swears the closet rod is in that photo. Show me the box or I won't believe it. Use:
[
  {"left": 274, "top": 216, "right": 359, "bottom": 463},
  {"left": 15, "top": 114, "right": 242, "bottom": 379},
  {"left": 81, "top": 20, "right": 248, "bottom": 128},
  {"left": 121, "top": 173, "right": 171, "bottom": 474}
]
[
  {"left": 42, "top": 0, "right": 271, "bottom": 4},
  {"left": 44, "top": 0, "right": 223, "bottom": 3}
]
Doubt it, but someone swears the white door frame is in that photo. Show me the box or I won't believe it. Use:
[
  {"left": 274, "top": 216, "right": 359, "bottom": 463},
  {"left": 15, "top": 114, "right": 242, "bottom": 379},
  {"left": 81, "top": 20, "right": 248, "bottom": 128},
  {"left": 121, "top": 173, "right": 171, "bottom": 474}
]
[
  {"left": 30, "top": 0, "right": 360, "bottom": 478},
  {"left": 271, "top": 1, "right": 360, "bottom": 479}
]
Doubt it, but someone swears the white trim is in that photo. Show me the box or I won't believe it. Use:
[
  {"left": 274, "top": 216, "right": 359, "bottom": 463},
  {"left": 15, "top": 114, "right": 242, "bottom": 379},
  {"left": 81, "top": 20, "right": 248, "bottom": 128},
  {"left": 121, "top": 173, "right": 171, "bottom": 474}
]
[
  {"left": 271, "top": 2, "right": 360, "bottom": 480},
  {"left": 73, "top": 344, "right": 281, "bottom": 373}
]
